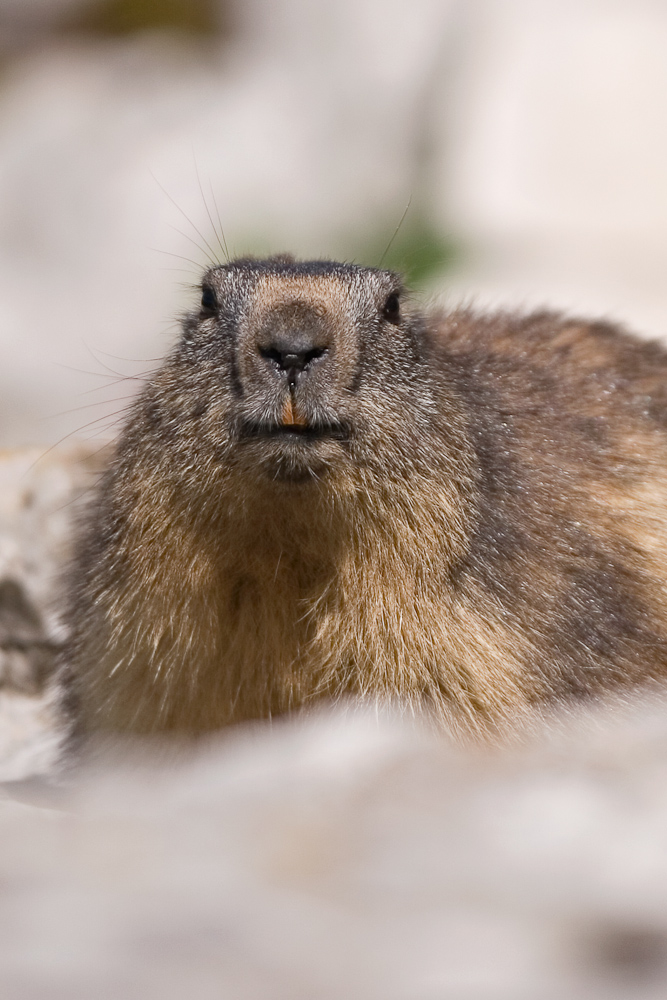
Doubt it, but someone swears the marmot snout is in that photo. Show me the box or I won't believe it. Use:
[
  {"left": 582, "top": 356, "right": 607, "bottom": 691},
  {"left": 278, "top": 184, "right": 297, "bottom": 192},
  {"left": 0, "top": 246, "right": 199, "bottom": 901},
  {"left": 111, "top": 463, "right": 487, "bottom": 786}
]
[
  {"left": 62, "top": 255, "right": 667, "bottom": 738},
  {"left": 221, "top": 259, "right": 401, "bottom": 482}
]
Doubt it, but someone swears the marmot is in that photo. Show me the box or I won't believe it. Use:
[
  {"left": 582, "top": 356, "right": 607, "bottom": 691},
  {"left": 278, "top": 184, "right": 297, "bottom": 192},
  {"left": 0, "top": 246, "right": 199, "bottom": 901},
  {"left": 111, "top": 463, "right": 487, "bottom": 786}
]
[{"left": 62, "top": 255, "right": 667, "bottom": 739}]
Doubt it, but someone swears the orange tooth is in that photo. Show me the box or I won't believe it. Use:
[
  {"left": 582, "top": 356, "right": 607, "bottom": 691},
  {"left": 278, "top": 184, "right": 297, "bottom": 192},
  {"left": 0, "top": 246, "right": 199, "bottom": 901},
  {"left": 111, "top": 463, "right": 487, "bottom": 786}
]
[{"left": 282, "top": 396, "right": 308, "bottom": 427}]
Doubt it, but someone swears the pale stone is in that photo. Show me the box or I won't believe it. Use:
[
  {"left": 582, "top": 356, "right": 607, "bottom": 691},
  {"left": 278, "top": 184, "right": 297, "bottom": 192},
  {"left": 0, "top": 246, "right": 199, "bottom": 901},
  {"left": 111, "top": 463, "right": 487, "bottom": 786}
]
[
  {"left": 3, "top": 703, "right": 667, "bottom": 997},
  {"left": 0, "top": 446, "right": 102, "bottom": 780}
]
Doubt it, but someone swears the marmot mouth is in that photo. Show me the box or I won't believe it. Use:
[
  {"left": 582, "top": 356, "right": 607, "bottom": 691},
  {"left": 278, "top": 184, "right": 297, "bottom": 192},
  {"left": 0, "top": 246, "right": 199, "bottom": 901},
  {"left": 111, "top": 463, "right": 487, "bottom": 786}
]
[{"left": 238, "top": 419, "right": 351, "bottom": 443}]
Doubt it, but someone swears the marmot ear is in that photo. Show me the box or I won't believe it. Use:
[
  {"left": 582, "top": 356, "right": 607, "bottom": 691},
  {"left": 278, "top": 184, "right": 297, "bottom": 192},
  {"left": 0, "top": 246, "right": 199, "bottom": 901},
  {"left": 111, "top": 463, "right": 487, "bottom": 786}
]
[
  {"left": 200, "top": 285, "right": 218, "bottom": 316},
  {"left": 383, "top": 292, "right": 401, "bottom": 324}
]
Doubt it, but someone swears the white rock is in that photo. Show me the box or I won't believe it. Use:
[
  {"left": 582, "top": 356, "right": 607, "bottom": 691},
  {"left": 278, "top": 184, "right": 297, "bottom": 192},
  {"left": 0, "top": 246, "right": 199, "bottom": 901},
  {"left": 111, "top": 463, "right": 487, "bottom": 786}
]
[
  {"left": 3, "top": 702, "right": 667, "bottom": 997},
  {"left": 0, "top": 445, "right": 101, "bottom": 780}
]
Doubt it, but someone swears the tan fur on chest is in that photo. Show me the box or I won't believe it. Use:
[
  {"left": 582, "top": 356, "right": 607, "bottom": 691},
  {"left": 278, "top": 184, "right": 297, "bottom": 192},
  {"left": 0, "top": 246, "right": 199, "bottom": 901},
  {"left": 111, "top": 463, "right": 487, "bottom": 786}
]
[{"left": 78, "top": 461, "right": 527, "bottom": 737}]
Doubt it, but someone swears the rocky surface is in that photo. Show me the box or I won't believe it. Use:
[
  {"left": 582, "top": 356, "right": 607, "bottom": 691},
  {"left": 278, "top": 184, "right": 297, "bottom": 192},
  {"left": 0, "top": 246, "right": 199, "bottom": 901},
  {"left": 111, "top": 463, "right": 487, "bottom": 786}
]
[
  {"left": 4, "top": 702, "right": 667, "bottom": 998},
  {"left": 0, "top": 445, "right": 104, "bottom": 781}
]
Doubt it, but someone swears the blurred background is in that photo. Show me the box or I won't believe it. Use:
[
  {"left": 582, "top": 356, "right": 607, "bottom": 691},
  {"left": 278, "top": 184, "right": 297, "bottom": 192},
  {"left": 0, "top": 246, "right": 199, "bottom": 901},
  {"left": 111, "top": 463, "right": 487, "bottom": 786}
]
[{"left": 1, "top": 0, "right": 667, "bottom": 446}]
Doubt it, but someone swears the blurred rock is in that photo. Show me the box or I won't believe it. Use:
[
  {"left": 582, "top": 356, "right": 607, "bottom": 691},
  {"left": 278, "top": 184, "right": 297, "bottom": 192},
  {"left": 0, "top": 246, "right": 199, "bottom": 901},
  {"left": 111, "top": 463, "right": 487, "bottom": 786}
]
[
  {"left": 0, "top": 444, "right": 104, "bottom": 644},
  {"left": 0, "top": 578, "right": 57, "bottom": 693},
  {"left": 431, "top": 0, "right": 667, "bottom": 334},
  {"left": 0, "top": 687, "right": 64, "bottom": 782},
  {"left": 0, "top": 0, "right": 227, "bottom": 53},
  {"left": 0, "top": 445, "right": 104, "bottom": 780},
  {"left": 4, "top": 701, "right": 667, "bottom": 997},
  {"left": 0, "top": 0, "right": 89, "bottom": 52}
]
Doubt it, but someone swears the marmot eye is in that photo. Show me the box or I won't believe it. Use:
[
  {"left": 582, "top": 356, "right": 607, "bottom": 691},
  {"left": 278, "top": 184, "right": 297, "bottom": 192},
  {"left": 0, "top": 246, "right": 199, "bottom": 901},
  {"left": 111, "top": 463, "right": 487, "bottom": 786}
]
[
  {"left": 383, "top": 292, "right": 400, "bottom": 323},
  {"left": 200, "top": 286, "right": 217, "bottom": 314}
]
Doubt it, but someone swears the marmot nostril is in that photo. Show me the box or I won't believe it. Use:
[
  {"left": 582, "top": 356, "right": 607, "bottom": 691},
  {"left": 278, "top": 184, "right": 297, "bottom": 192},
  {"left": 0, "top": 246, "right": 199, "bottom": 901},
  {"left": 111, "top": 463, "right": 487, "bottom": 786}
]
[{"left": 260, "top": 346, "right": 327, "bottom": 383}]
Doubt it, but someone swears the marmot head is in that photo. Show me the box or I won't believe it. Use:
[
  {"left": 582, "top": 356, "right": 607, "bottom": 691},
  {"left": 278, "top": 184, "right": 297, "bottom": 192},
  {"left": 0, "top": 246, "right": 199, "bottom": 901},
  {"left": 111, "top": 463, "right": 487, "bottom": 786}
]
[{"left": 154, "top": 255, "right": 433, "bottom": 486}]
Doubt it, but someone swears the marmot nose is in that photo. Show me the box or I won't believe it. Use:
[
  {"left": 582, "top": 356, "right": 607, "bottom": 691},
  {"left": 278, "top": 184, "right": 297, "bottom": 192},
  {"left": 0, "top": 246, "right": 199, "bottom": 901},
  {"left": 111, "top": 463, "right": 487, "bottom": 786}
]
[{"left": 259, "top": 343, "right": 327, "bottom": 387}]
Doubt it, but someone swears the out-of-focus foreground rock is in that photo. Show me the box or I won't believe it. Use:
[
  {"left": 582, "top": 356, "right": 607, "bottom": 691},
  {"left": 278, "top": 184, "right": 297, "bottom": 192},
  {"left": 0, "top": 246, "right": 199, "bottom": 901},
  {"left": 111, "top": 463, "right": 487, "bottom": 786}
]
[
  {"left": 0, "top": 445, "right": 104, "bottom": 781},
  {"left": 2, "top": 445, "right": 667, "bottom": 998},
  {"left": 4, "top": 702, "right": 667, "bottom": 999}
]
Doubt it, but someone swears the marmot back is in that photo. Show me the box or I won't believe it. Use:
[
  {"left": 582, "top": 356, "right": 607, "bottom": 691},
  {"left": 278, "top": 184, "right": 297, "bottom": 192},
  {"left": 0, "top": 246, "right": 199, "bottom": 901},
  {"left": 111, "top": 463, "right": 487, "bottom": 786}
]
[{"left": 63, "top": 256, "right": 667, "bottom": 738}]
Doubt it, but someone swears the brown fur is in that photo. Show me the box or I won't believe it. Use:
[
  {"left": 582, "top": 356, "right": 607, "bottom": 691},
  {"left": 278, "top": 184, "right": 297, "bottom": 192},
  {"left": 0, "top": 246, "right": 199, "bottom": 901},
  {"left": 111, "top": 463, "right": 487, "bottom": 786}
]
[{"left": 62, "top": 256, "right": 667, "bottom": 739}]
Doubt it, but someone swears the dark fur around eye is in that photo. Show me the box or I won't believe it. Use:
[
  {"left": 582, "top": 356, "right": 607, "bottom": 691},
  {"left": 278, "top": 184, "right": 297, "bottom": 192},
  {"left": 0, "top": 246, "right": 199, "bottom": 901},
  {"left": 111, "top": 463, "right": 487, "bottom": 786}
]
[
  {"left": 200, "top": 286, "right": 218, "bottom": 315},
  {"left": 383, "top": 292, "right": 400, "bottom": 323}
]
